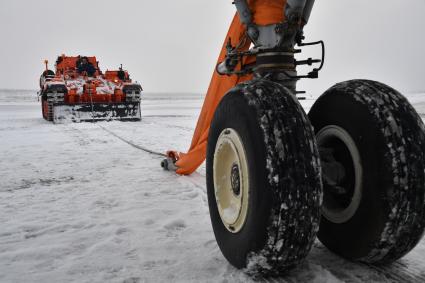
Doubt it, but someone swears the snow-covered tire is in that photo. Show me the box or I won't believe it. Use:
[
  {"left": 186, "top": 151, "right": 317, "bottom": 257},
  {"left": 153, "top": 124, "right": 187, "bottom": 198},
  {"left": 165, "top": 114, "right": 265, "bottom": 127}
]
[
  {"left": 206, "top": 79, "right": 322, "bottom": 274},
  {"left": 308, "top": 79, "right": 425, "bottom": 263}
]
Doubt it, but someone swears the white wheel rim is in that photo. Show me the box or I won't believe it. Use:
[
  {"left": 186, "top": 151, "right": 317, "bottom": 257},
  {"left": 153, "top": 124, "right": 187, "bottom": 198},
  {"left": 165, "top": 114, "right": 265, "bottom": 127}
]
[
  {"left": 213, "top": 128, "right": 249, "bottom": 233},
  {"left": 317, "top": 125, "right": 363, "bottom": 224}
]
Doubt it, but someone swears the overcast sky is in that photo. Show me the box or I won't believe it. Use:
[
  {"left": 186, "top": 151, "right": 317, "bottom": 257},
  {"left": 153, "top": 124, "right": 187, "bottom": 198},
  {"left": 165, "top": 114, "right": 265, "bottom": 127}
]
[{"left": 0, "top": 0, "right": 424, "bottom": 95}]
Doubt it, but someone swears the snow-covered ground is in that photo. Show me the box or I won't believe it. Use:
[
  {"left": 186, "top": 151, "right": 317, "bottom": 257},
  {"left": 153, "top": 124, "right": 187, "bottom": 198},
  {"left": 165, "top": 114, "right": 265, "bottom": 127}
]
[{"left": 0, "top": 89, "right": 424, "bottom": 283}]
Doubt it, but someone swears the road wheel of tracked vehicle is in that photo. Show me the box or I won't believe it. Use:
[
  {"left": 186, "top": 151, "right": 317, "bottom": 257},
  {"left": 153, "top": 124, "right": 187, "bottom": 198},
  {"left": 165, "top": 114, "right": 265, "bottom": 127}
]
[
  {"left": 206, "top": 79, "right": 322, "bottom": 274},
  {"left": 308, "top": 79, "right": 425, "bottom": 263}
]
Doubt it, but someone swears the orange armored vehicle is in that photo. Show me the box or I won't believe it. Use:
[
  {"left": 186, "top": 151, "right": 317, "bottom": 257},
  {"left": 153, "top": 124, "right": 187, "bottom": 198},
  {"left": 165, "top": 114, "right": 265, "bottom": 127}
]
[{"left": 39, "top": 55, "right": 142, "bottom": 122}]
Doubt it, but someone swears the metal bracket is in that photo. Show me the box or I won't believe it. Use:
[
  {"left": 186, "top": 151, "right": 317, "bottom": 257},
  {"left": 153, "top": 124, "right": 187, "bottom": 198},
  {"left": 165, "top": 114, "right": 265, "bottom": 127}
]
[{"left": 218, "top": 0, "right": 321, "bottom": 93}]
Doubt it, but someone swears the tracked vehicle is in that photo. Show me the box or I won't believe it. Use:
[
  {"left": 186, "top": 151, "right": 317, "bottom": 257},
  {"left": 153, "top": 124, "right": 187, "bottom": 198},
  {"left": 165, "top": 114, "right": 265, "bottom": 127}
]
[
  {"left": 164, "top": 0, "right": 425, "bottom": 275},
  {"left": 39, "top": 55, "right": 142, "bottom": 123}
]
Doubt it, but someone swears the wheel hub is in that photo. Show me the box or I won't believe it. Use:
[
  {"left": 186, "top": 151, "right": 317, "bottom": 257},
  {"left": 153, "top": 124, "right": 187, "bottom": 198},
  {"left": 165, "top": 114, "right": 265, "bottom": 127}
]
[
  {"left": 230, "top": 163, "right": 241, "bottom": 196},
  {"left": 213, "top": 128, "right": 249, "bottom": 233},
  {"left": 317, "top": 125, "right": 363, "bottom": 224}
]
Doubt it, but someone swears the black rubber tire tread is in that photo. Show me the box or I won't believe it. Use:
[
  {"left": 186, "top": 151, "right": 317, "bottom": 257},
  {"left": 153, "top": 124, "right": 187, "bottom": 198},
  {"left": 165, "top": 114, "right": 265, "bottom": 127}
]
[
  {"left": 207, "top": 78, "right": 322, "bottom": 275},
  {"left": 309, "top": 79, "right": 425, "bottom": 264}
]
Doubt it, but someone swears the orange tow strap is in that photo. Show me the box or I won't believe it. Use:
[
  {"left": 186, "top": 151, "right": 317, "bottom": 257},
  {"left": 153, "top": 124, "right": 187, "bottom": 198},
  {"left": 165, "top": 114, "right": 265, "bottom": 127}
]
[{"left": 170, "top": 0, "right": 286, "bottom": 175}]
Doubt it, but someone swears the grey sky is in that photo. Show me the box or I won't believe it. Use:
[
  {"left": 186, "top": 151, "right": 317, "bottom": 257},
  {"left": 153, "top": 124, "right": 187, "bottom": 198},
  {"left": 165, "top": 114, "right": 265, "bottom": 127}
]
[{"left": 0, "top": 0, "right": 424, "bottom": 95}]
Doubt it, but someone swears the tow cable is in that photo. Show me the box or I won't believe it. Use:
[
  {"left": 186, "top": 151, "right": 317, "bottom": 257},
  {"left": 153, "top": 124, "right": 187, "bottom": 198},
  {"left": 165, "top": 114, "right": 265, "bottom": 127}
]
[{"left": 98, "top": 124, "right": 166, "bottom": 158}]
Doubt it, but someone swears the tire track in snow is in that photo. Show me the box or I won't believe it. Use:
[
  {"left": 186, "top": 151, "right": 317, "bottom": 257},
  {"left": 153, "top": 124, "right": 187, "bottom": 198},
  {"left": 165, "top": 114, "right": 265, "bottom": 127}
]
[
  {"left": 365, "top": 261, "right": 425, "bottom": 283},
  {"left": 259, "top": 259, "right": 425, "bottom": 283},
  {"left": 65, "top": 124, "right": 93, "bottom": 146}
]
